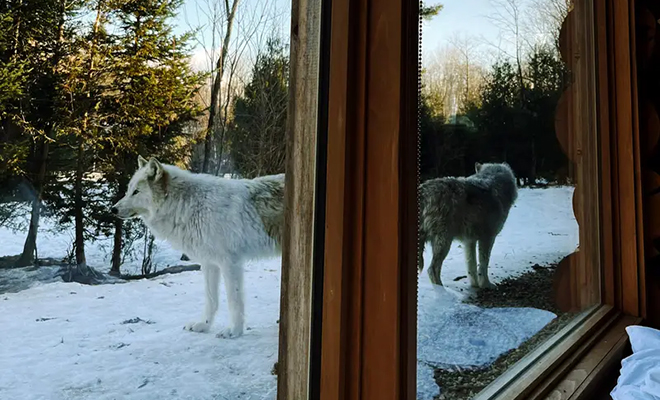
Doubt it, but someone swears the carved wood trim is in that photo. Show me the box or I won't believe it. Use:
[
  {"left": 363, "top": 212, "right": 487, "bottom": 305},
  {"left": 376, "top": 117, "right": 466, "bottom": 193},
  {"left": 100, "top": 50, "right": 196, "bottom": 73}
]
[{"left": 553, "top": 0, "right": 602, "bottom": 313}]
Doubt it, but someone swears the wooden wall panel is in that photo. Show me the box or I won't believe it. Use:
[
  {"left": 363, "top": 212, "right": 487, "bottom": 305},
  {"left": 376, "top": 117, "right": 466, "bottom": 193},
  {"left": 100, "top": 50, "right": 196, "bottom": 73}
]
[
  {"left": 588, "top": 0, "right": 646, "bottom": 317},
  {"left": 399, "top": 0, "right": 420, "bottom": 396},
  {"left": 594, "top": 0, "right": 617, "bottom": 309},
  {"left": 319, "top": 0, "right": 418, "bottom": 398},
  {"left": 636, "top": 0, "right": 660, "bottom": 327},
  {"left": 612, "top": 0, "right": 646, "bottom": 317},
  {"left": 361, "top": 0, "right": 403, "bottom": 395},
  {"left": 553, "top": 0, "right": 601, "bottom": 313},
  {"left": 319, "top": 0, "right": 367, "bottom": 397},
  {"left": 277, "top": 0, "right": 321, "bottom": 397}
]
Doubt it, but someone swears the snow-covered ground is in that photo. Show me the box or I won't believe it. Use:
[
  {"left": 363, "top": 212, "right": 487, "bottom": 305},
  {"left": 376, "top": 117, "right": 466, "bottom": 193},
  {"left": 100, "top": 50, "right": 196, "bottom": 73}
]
[{"left": 0, "top": 186, "right": 578, "bottom": 400}]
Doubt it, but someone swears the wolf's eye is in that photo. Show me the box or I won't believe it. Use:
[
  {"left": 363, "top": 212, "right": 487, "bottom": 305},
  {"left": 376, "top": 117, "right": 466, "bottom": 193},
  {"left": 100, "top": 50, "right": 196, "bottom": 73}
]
[{"left": 132, "top": 189, "right": 140, "bottom": 196}]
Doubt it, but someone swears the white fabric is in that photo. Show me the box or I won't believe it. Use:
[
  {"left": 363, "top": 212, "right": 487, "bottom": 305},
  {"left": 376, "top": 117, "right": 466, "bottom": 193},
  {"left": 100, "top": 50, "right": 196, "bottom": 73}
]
[{"left": 611, "top": 326, "right": 660, "bottom": 400}]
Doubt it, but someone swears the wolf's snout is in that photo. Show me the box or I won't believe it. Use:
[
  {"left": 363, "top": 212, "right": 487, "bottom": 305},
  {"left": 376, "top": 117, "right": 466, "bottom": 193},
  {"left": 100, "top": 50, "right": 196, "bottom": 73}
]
[{"left": 110, "top": 207, "right": 118, "bottom": 215}]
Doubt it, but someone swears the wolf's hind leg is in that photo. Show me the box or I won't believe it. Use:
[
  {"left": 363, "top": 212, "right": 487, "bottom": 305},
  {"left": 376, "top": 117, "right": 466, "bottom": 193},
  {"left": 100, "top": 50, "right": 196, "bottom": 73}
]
[
  {"left": 417, "top": 231, "right": 426, "bottom": 274},
  {"left": 427, "top": 238, "right": 451, "bottom": 286},
  {"left": 477, "top": 236, "right": 496, "bottom": 289},
  {"left": 217, "top": 261, "right": 245, "bottom": 339},
  {"left": 464, "top": 240, "right": 478, "bottom": 287},
  {"left": 185, "top": 263, "right": 220, "bottom": 333}
]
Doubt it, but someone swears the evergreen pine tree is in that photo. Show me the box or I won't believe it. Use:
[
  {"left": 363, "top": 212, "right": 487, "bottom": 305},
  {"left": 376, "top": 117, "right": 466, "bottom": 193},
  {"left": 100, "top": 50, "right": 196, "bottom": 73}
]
[{"left": 100, "top": 0, "right": 204, "bottom": 275}]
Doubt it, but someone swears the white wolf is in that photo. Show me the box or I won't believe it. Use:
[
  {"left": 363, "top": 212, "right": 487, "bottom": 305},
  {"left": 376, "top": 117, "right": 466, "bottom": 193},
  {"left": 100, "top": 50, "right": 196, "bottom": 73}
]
[
  {"left": 112, "top": 156, "right": 284, "bottom": 338},
  {"left": 418, "top": 162, "right": 518, "bottom": 289}
]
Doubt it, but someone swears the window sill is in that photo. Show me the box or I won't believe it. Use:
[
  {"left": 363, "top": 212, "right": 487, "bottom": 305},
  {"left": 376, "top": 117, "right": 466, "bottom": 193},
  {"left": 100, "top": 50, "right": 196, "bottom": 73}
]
[{"left": 475, "top": 305, "right": 641, "bottom": 400}]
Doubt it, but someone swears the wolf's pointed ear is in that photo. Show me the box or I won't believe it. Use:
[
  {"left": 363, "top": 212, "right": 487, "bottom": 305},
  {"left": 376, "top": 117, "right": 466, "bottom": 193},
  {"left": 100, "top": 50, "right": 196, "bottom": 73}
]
[
  {"left": 138, "top": 155, "right": 148, "bottom": 169},
  {"left": 475, "top": 162, "right": 482, "bottom": 173},
  {"left": 147, "top": 157, "right": 165, "bottom": 182}
]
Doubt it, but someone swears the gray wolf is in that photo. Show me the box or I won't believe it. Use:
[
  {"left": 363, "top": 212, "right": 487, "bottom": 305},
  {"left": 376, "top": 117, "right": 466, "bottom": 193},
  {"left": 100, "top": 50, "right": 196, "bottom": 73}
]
[
  {"left": 112, "top": 155, "right": 284, "bottom": 338},
  {"left": 418, "top": 162, "right": 517, "bottom": 288}
]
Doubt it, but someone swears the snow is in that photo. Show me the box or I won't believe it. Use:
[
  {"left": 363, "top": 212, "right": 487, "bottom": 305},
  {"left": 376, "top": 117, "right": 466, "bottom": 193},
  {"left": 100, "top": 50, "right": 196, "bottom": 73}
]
[
  {"left": 0, "top": 221, "right": 192, "bottom": 278},
  {"left": 0, "top": 262, "right": 281, "bottom": 400},
  {"left": 415, "top": 186, "right": 578, "bottom": 398},
  {"left": 424, "top": 186, "right": 579, "bottom": 292},
  {"left": 0, "top": 186, "right": 578, "bottom": 399},
  {"left": 415, "top": 288, "right": 556, "bottom": 399}
]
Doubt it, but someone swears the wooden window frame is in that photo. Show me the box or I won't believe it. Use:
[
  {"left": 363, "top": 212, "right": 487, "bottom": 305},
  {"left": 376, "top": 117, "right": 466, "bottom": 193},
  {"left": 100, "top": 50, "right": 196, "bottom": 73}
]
[
  {"left": 477, "top": 0, "right": 647, "bottom": 397},
  {"left": 278, "top": 0, "right": 649, "bottom": 398},
  {"left": 276, "top": 0, "right": 326, "bottom": 397},
  {"left": 317, "top": 0, "right": 418, "bottom": 398}
]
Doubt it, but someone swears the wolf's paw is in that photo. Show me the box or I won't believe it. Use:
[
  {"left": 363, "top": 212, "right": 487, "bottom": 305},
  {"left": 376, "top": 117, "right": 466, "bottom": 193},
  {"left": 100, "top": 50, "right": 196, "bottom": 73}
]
[
  {"left": 478, "top": 280, "right": 495, "bottom": 290},
  {"left": 427, "top": 270, "right": 443, "bottom": 286},
  {"left": 184, "top": 321, "right": 210, "bottom": 332},
  {"left": 216, "top": 326, "right": 243, "bottom": 339}
]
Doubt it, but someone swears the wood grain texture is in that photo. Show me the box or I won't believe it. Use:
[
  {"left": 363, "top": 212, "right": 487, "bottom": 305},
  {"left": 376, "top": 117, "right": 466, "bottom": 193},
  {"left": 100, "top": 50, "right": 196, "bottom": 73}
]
[
  {"left": 361, "top": 0, "right": 403, "bottom": 396},
  {"left": 581, "top": 0, "right": 647, "bottom": 316},
  {"left": 635, "top": 0, "right": 660, "bottom": 328},
  {"left": 630, "top": 0, "right": 647, "bottom": 321},
  {"left": 541, "top": 315, "right": 638, "bottom": 400},
  {"left": 276, "top": 0, "right": 321, "bottom": 397},
  {"left": 475, "top": 306, "right": 614, "bottom": 400},
  {"left": 398, "top": 0, "right": 419, "bottom": 397},
  {"left": 594, "top": 0, "right": 617, "bottom": 309},
  {"left": 319, "top": 0, "right": 367, "bottom": 396},
  {"left": 528, "top": 312, "right": 628, "bottom": 399},
  {"left": 613, "top": 0, "right": 645, "bottom": 317},
  {"left": 553, "top": 0, "right": 601, "bottom": 313},
  {"left": 481, "top": 0, "right": 651, "bottom": 397},
  {"left": 567, "top": 334, "right": 630, "bottom": 399},
  {"left": 319, "top": 0, "right": 418, "bottom": 398}
]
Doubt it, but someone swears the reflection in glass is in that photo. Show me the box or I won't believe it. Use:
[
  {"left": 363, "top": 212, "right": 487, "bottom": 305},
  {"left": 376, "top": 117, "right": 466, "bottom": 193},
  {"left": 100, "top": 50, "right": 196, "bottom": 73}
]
[{"left": 417, "top": 1, "right": 591, "bottom": 398}]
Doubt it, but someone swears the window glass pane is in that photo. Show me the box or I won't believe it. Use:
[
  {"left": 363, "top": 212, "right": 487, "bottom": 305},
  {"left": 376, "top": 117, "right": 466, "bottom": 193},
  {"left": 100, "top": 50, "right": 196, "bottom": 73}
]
[
  {"left": 0, "top": 0, "right": 309, "bottom": 398},
  {"left": 417, "top": 1, "right": 600, "bottom": 398}
]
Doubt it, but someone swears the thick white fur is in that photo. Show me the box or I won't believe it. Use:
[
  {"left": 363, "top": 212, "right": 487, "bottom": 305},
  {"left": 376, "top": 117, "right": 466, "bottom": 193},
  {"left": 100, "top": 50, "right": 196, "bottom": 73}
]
[{"left": 112, "top": 156, "right": 283, "bottom": 339}]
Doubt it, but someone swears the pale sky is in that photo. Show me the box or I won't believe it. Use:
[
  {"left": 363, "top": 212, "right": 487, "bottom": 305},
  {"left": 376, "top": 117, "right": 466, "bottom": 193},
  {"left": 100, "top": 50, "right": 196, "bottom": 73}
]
[
  {"left": 422, "top": 0, "right": 518, "bottom": 65},
  {"left": 173, "top": 0, "right": 291, "bottom": 71},
  {"left": 172, "top": 0, "right": 541, "bottom": 71}
]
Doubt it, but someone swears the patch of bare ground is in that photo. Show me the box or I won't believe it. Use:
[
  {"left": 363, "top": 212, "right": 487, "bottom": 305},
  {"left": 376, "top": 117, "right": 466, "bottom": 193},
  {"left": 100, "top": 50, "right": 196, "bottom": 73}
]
[{"left": 432, "top": 263, "right": 577, "bottom": 400}]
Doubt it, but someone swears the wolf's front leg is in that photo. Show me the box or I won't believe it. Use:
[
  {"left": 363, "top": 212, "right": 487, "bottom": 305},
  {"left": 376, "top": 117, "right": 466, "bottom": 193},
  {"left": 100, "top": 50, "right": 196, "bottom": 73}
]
[
  {"left": 216, "top": 262, "right": 245, "bottom": 339},
  {"left": 477, "top": 236, "right": 496, "bottom": 289},
  {"left": 464, "top": 240, "right": 478, "bottom": 288},
  {"left": 184, "top": 264, "right": 220, "bottom": 333}
]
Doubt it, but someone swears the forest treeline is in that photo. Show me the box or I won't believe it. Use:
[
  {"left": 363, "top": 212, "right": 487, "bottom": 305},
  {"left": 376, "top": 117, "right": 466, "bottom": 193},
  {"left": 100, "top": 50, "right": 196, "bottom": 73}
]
[{"left": 0, "top": 0, "right": 569, "bottom": 276}]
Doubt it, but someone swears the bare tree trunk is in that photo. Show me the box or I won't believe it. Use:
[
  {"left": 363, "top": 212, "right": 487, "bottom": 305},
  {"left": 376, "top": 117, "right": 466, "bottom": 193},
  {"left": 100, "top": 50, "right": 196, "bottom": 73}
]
[
  {"left": 63, "top": 141, "right": 104, "bottom": 283},
  {"left": 110, "top": 219, "right": 122, "bottom": 275},
  {"left": 15, "top": 0, "right": 68, "bottom": 267},
  {"left": 109, "top": 175, "right": 127, "bottom": 276},
  {"left": 465, "top": 59, "right": 470, "bottom": 108},
  {"left": 70, "top": 0, "right": 105, "bottom": 272},
  {"left": 214, "top": 58, "right": 240, "bottom": 177},
  {"left": 141, "top": 229, "right": 156, "bottom": 276},
  {"left": 530, "top": 137, "right": 537, "bottom": 184},
  {"left": 87, "top": 0, "right": 104, "bottom": 72},
  {"left": 12, "top": 0, "right": 23, "bottom": 56},
  {"left": 18, "top": 200, "right": 40, "bottom": 266},
  {"left": 202, "top": 0, "right": 240, "bottom": 173},
  {"left": 16, "top": 137, "right": 50, "bottom": 267},
  {"left": 74, "top": 141, "right": 86, "bottom": 268}
]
